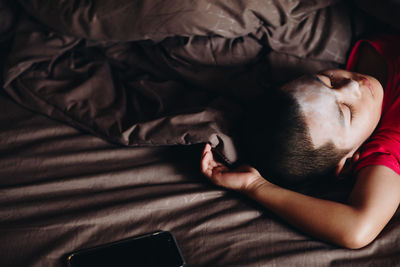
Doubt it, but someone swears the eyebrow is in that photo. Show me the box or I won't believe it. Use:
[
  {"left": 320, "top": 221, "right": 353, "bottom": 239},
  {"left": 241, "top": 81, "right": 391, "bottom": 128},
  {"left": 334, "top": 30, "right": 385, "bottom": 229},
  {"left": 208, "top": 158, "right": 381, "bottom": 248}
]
[{"left": 310, "top": 74, "right": 345, "bottom": 126}]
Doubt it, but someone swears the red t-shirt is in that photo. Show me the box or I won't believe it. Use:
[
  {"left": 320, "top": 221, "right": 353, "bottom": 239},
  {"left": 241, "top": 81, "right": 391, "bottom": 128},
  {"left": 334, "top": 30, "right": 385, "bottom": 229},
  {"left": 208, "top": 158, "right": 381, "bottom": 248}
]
[{"left": 346, "top": 35, "right": 400, "bottom": 175}]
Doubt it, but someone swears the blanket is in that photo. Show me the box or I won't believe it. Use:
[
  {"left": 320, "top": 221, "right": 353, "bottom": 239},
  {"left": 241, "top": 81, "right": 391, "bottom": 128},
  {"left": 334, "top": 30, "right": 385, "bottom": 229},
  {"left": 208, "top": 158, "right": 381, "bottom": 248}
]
[{"left": 3, "top": 0, "right": 353, "bottom": 164}]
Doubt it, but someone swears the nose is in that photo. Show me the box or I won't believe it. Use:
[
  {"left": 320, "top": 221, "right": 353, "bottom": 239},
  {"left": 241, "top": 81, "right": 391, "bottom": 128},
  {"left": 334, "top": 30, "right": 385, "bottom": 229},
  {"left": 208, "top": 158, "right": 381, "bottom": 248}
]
[{"left": 333, "top": 79, "right": 361, "bottom": 100}]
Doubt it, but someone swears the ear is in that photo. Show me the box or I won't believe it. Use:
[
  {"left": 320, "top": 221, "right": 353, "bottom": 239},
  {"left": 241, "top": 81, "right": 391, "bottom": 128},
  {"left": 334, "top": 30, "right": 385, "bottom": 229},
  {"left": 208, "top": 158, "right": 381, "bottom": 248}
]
[
  {"left": 335, "top": 157, "right": 348, "bottom": 177},
  {"left": 335, "top": 151, "right": 360, "bottom": 178}
]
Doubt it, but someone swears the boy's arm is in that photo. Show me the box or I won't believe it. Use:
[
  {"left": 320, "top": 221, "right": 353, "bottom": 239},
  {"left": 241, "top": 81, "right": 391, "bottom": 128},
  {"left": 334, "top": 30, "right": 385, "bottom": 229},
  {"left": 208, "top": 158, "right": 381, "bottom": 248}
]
[{"left": 201, "top": 144, "right": 400, "bottom": 249}]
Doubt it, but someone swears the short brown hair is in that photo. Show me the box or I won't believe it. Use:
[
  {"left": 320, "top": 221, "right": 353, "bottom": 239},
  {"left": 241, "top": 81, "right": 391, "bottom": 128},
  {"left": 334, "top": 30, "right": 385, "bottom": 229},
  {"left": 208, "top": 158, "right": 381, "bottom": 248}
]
[{"left": 241, "top": 88, "right": 350, "bottom": 188}]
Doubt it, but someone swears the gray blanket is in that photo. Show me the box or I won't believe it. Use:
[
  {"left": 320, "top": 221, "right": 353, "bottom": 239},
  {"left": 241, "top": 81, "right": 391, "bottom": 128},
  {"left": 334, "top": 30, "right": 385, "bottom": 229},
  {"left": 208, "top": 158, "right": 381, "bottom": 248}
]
[{"left": 4, "top": 0, "right": 351, "bottom": 163}]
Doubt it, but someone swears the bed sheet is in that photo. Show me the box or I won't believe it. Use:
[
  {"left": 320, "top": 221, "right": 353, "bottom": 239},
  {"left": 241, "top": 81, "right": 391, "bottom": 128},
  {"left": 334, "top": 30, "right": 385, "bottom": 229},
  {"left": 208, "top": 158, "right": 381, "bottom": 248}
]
[{"left": 1, "top": 90, "right": 400, "bottom": 267}]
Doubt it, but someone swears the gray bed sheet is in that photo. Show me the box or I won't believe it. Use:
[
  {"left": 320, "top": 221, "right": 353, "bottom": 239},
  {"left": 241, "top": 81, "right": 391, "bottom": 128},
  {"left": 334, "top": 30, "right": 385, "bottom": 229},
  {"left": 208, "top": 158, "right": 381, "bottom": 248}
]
[{"left": 1, "top": 91, "right": 400, "bottom": 267}]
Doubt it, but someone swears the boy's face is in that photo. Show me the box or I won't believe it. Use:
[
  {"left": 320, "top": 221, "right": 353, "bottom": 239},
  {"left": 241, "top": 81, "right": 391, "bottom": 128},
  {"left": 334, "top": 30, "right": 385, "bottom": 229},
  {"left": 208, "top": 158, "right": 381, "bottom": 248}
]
[{"left": 282, "top": 69, "right": 384, "bottom": 168}]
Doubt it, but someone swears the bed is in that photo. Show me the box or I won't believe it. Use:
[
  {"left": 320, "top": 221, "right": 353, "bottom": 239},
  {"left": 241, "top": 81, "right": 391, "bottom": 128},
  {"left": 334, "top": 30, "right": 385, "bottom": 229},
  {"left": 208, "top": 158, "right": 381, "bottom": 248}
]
[{"left": 1, "top": 0, "right": 400, "bottom": 266}]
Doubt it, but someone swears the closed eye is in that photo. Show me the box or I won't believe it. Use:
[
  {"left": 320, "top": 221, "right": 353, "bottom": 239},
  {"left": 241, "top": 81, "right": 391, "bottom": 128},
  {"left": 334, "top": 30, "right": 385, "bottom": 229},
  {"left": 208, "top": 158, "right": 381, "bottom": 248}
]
[
  {"left": 315, "top": 74, "right": 332, "bottom": 87},
  {"left": 318, "top": 74, "right": 352, "bottom": 89},
  {"left": 344, "top": 103, "right": 355, "bottom": 121}
]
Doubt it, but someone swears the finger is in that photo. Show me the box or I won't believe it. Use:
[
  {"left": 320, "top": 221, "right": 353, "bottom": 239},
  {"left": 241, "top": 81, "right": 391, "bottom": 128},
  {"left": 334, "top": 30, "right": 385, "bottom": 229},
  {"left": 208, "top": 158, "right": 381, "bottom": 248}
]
[
  {"left": 202, "top": 143, "right": 212, "bottom": 155},
  {"left": 201, "top": 144, "right": 218, "bottom": 168},
  {"left": 201, "top": 148, "right": 214, "bottom": 177},
  {"left": 201, "top": 143, "right": 211, "bottom": 160},
  {"left": 200, "top": 151, "right": 210, "bottom": 173}
]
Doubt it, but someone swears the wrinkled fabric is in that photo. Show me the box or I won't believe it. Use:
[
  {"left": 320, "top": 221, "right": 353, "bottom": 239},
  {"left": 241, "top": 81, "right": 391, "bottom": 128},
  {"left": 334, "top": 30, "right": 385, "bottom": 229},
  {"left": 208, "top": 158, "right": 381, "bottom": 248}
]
[
  {"left": 4, "top": 16, "right": 243, "bottom": 163},
  {"left": 1, "top": 87, "right": 400, "bottom": 267},
  {"left": 4, "top": 0, "right": 354, "bottom": 163},
  {"left": 2, "top": 1, "right": 400, "bottom": 267},
  {"left": 17, "top": 0, "right": 350, "bottom": 64}
]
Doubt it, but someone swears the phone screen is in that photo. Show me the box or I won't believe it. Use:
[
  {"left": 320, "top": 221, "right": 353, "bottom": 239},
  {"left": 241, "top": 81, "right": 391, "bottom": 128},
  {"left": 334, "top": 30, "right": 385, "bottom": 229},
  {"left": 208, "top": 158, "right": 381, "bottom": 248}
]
[{"left": 67, "top": 231, "right": 186, "bottom": 267}]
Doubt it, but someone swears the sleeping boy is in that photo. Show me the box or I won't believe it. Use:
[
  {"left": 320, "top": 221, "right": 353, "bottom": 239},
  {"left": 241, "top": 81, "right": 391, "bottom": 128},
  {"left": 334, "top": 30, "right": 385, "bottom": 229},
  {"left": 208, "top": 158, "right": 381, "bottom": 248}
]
[{"left": 201, "top": 34, "right": 400, "bottom": 249}]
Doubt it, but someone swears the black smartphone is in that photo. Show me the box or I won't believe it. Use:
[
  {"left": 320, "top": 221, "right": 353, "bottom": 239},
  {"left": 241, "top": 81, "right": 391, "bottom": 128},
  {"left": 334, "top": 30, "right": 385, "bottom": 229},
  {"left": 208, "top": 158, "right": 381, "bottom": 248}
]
[{"left": 67, "top": 231, "right": 186, "bottom": 267}]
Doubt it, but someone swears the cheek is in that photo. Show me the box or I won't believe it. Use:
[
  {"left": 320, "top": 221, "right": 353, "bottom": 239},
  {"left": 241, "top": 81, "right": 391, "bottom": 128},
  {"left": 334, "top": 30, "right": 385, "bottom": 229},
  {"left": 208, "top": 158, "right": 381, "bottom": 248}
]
[
  {"left": 354, "top": 109, "right": 379, "bottom": 141},
  {"left": 365, "top": 95, "right": 382, "bottom": 128},
  {"left": 370, "top": 108, "right": 381, "bottom": 132}
]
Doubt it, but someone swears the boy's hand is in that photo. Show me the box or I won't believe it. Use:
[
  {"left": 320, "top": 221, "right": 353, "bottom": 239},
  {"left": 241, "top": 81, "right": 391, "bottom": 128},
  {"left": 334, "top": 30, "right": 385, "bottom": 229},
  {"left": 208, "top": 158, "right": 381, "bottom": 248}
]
[{"left": 200, "top": 144, "right": 268, "bottom": 192}]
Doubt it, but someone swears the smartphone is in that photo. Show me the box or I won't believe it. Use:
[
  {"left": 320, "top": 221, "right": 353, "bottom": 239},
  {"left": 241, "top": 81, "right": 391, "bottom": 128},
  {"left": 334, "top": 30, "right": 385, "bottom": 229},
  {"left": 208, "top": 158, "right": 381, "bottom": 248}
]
[{"left": 67, "top": 231, "right": 186, "bottom": 267}]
